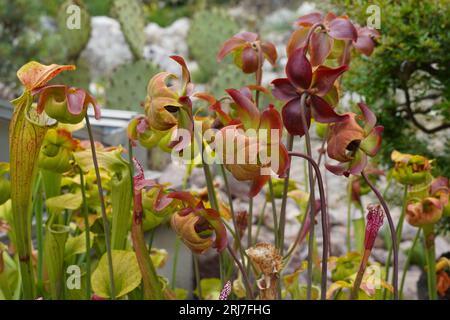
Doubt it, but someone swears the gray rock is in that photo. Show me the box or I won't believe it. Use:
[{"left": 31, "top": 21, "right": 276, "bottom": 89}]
[
  {"left": 401, "top": 266, "right": 421, "bottom": 299},
  {"left": 144, "top": 18, "right": 190, "bottom": 57},
  {"left": 80, "top": 17, "right": 133, "bottom": 78},
  {"left": 158, "top": 162, "right": 186, "bottom": 188},
  {"left": 143, "top": 44, "right": 198, "bottom": 76},
  {"left": 435, "top": 236, "right": 450, "bottom": 257}
]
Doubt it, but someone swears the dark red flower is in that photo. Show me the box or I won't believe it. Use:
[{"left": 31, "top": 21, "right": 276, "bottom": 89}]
[
  {"left": 353, "top": 26, "right": 380, "bottom": 56},
  {"left": 287, "top": 12, "right": 357, "bottom": 66},
  {"left": 339, "top": 25, "right": 381, "bottom": 65},
  {"left": 326, "top": 103, "right": 383, "bottom": 177},
  {"left": 364, "top": 204, "right": 384, "bottom": 250},
  {"left": 217, "top": 32, "right": 277, "bottom": 73},
  {"left": 271, "top": 47, "right": 348, "bottom": 136},
  {"left": 168, "top": 191, "right": 228, "bottom": 254}
]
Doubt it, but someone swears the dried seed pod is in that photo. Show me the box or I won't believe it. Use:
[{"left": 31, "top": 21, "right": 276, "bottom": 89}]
[{"left": 246, "top": 243, "right": 282, "bottom": 300}]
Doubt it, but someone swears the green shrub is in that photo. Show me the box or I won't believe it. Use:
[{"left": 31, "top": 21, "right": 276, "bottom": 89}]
[{"left": 330, "top": 0, "right": 450, "bottom": 176}]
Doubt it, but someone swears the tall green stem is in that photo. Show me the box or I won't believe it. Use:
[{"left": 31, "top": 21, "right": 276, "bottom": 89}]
[
  {"left": 33, "top": 174, "right": 44, "bottom": 296},
  {"left": 84, "top": 115, "right": 116, "bottom": 299},
  {"left": 289, "top": 152, "right": 329, "bottom": 300},
  {"left": 79, "top": 169, "right": 91, "bottom": 299},
  {"left": 254, "top": 200, "right": 267, "bottom": 245},
  {"left": 193, "top": 254, "right": 202, "bottom": 300},
  {"left": 171, "top": 236, "right": 181, "bottom": 290},
  {"left": 200, "top": 145, "right": 225, "bottom": 286},
  {"left": 399, "top": 228, "right": 421, "bottom": 299},
  {"left": 346, "top": 185, "right": 352, "bottom": 252},
  {"left": 298, "top": 94, "right": 317, "bottom": 300},
  {"left": 131, "top": 208, "right": 164, "bottom": 299},
  {"left": 247, "top": 197, "right": 253, "bottom": 269},
  {"left": 384, "top": 185, "right": 408, "bottom": 299},
  {"left": 220, "top": 165, "right": 246, "bottom": 265},
  {"left": 226, "top": 244, "right": 254, "bottom": 299},
  {"left": 423, "top": 225, "right": 437, "bottom": 300},
  {"left": 267, "top": 179, "right": 279, "bottom": 246},
  {"left": 278, "top": 134, "right": 294, "bottom": 254}
]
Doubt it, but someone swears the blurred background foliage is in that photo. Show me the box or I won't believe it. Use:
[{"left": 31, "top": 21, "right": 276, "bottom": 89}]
[{"left": 329, "top": 0, "right": 450, "bottom": 176}]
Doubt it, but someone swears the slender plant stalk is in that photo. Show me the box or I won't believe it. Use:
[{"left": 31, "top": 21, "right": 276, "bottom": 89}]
[
  {"left": 384, "top": 185, "right": 408, "bottom": 299},
  {"left": 423, "top": 224, "right": 437, "bottom": 300},
  {"left": 201, "top": 161, "right": 218, "bottom": 210},
  {"left": 219, "top": 165, "right": 246, "bottom": 264},
  {"left": 289, "top": 152, "right": 329, "bottom": 300},
  {"left": 267, "top": 179, "right": 279, "bottom": 246},
  {"left": 197, "top": 136, "right": 226, "bottom": 287},
  {"left": 85, "top": 115, "right": 116, "bottom": 299},
  {"left": 226, "top": 244, "right": 254, "bottom": 299},
  {"left": 283, "top": 204, "right": 308, "bottom": 261},
  {"left": 361, "top": 171, "right": 398, "bottom": 299},
  {"left": 78, "top": 168, "right": 91, "bottom": 299},
  {"left": 346, "top": 184, "right": 352, "bottom": 252},
  {"left": 33, "top": 174, "right": 44, "bottom": 296},
  {"left": 399, "top": 228, "right": 421, "bottom": 298},
  {"left": 298, "top": 94, "right": 317, "bottom": 300},
  {"left": 127, "top": 143, "right": 163, "bottom": 300},
  {"left": 283, "top": 136, "right": 328, "bottom": 262},
  {"left": 201, "top": 160, "right": 225, "bottom": 284},
  {"left": 247, "top": 197, "right": 253, "bottom": 268},
  {"left": 350, "top": 249, "right": 371, "bottom": 299},
  {"left": 148, "top": 229, "right": 156, "bottom": 249},
  {"left": 130, "top": 174, "right": 164, "bottom": 300},
  {"left": 171, "top": 236, "right": 181, "bottom": 290},
  {"left": 278, "top": 134, "right": 294, "bottom": 254},
  {"left": 193, "top": 254, "right": 202, "bottom": 300},
  {"left": 254, "top": 200, "right": 267, "bottom": 245},
  {"left": 220, "top": 165, "right": 255, "bottom": 294},
  {"left": 131, "top": 208, "right": 164, "bottom": 300}
]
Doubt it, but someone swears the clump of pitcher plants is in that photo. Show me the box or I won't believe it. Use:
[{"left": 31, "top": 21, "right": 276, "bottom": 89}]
[{"left": 0, "top": 10, "right": 448, "bottom": 301}]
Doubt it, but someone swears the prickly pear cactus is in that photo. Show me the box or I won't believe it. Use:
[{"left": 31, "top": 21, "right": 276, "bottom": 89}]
[
  {"left": 57, "top": 0, "right": 91, "bottom": 60},
  {"left": 110, "top": 0, "right": 145, "bottom": 60},
  {"left": 187, "top": 9, "right": 239, "bottom": 82},
  {"left": 209, "top": 64, "right": 253, "bottom": 98},
  {"left": 105, "top": 60, "right": 159, "bottom": 111}
]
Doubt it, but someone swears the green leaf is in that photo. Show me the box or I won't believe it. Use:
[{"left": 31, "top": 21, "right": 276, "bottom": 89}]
[
  {"left": 91, "top": 250, "right": 142, "bottom": 299},
  {"left": 45, "top": 192, "right": 82, "bottom": 212},
  {"left": 150, "top": 248, "right": 168, "bottom": 269},
  {"left": 352, "top": 217, "right": 365, "bottom": 253},
  {"left": 174, "top": 288, "right": 188, "bottom": 300},
  {"left": 74, "top": 147, "right": 131, "bottom": 250},
  {"left": 194, "top": 278, "right": 222, "bottom": 300},
  {"left": 65, "top": 232, "right": 94, "bottom": 260},
  {"left": 0, "top": 247, "right": 19, "bottom": 300},
  {"left": 9, "top": 92, "right": 54, "bottom": 298}
]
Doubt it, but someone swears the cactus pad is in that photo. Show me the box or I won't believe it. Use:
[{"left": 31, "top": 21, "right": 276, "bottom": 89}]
[
  {"left": 110, "top": 0, "right": 145, "bottom": 60},
  {"left": 187, "top": 9, "right": 239, "bottom": 82},
  {"left": 57, "top": 0, "right": 91, "bottom": 60},
  {"left": 105, "top": 60, "right": 159, "bottom": 111}
]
